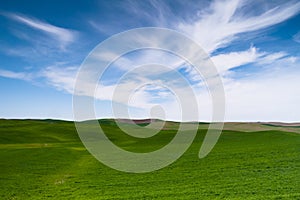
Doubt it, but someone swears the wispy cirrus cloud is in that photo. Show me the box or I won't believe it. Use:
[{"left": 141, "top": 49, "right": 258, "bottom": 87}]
[
  {"left": 211, "top": 46, "right": 263, "bottom": 73},
  {"left": 3, "top": 13, "right": 77, "bottom": 49},
  {"left": 0, "top": 69, "right": 32, "bottom": 81},
  {"left": 210, "top": 47, "right": 290, "bottom": 73},
  {"left": 0, "top": 65, "right": 78, "bottom": 94},
  {"left": 178, "top": 0, "right": 300, "bottom": 53},
  {"left": 40, "top": 66, "right": 78, "bottom": 93},
  {"left": 88, "top": 0, "right": 300, "bottom": 76}
]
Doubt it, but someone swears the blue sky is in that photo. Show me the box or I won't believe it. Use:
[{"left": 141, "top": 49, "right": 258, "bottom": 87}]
[{"left": 1, "top": 0, "right": 300, "bottom": 121}]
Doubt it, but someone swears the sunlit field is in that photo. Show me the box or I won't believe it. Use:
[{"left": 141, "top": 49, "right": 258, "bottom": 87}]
[{"left": 1, "top": 119, "right": 299, "bottom": 199}]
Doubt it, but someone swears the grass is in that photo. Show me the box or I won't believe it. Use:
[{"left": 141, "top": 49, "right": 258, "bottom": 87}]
[{"left": 0, "top": 119, "right": 299, "bottom": 199}]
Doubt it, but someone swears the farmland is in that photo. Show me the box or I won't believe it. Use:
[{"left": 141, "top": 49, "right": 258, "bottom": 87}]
[{"left": 0, "top": 119, "right": 299, "bottom": 199}]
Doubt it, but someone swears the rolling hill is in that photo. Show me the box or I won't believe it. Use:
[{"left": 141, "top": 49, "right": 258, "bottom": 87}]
[{"left": 0, "top": 119, "right": 299, "bottom": 199}]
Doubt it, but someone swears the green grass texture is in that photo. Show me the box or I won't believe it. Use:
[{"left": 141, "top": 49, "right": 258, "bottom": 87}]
[{"left": 0, "top": 119, "right": 299, "bottom": 199}]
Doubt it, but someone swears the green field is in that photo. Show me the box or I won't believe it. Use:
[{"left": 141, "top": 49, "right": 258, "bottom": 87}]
[{"left": 0, "top": 119, "right": 299, "bottom": 199}]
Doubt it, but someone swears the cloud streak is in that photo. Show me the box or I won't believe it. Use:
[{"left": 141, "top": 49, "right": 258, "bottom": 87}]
[
  {"left": 178, "top": 0, "right": 300, "bottom": 53},
  {"left": 0, "top": 69, "right": 31, "bottom": 81},
  {"left": 211, "top": 46, "right": 263, "bottom": 73},
  {"left": 5, "top": 13, "right": 77, "bottom": 49}
]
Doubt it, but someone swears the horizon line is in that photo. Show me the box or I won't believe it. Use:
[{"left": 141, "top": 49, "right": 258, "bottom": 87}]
[{"left": 1, "top": 117, "right": 300, "bottom": 124}]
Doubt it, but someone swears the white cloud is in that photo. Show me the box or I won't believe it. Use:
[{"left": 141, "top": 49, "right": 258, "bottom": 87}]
[
  {"left": 90, "top": 46, "right": 186, "bottom": 76},
  {"left": 257, "top": 52, "right": 288, "bottom": 65},
  {"left": 183, "top": 46, "right": 292, "bottom": 86},
  {"left": 209, "top": 47, "right": 290, "bottom": 73},
  {"left": 1, "top": 53, "right": 299, "bottom": 122},
  {"left": 90, "top": 0, "right": 300, "bottom": 100},
  {"left": 5, "top": 13, "right": 77, "bottom": 49},
  {"left": 0, "top": 69, "right": 32, "bottom": 81},
  {"left": 211, "top": 46, "right": 264, "bottom": 73},
  {"left": 0, "top": 65, "right": 78, "bottom": 94},
  {"left": 178, "top": 0, "right": 300, "bottom": 53},
  {"left": 40, "top": 66, "right": 78, "bottom": 93},
  {"left": 224, "top": 71, "right": 300, "bottom": 122}
]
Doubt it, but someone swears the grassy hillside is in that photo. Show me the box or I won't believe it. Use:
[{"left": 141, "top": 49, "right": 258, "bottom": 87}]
[{"left": 0, "top": 119, "right": 299, "bottom": 199}]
